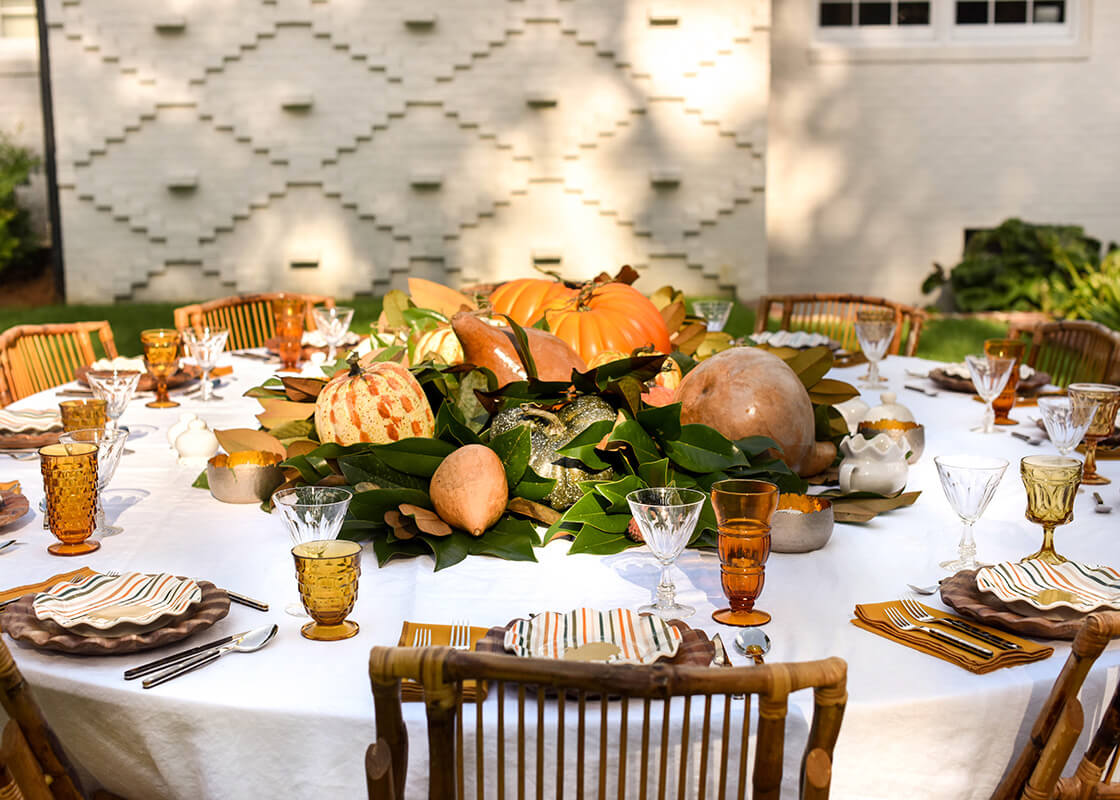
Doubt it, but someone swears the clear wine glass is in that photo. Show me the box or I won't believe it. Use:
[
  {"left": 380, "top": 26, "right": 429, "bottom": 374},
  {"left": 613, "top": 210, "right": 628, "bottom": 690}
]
[
  {"left": 934, "top": 455, "right": 1008, "bottom": 572},
  {"left": 626, "top": 487, "right": 706, "bottom": 620},
  {"left": 313, "top": 306, "right": 355, "bottom": 362},
  {"left": 854, "top": 309, "right": 897, "bottom": 389},
  {"left": 692, "top": 300, "right": 733, "bottom": 333},
  {"left": 274, "top": 486, "right": 354, "bottom": 616},
  {"left": 965, "top": 354, "right": 1015, "bottom": 434},
  {"left": 59, "top": 427, "right": 128, "bottom": 535},
  {"left": 1037, "top": 396, "right": 1099, "bottom": 456},
  {"left": 86, "top": 370, "right": 141, "bottom": 434},
  {"left": 181, "top": 327, "right": 230, "bottom": 402}
]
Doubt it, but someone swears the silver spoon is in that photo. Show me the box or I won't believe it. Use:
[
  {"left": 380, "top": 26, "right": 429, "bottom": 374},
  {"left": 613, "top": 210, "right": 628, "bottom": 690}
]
[
  {"left": 0, "top": 539, "right": 15, "bottom": 552},
  {"left": 1093, "top": 492, "right": 1113, "bottom": 514},
  {"left": 143, "top": 624, "right": 279, "bottom": 688},
  {"left": 733, "top": 628, "right": 772, "bottom": 664}
]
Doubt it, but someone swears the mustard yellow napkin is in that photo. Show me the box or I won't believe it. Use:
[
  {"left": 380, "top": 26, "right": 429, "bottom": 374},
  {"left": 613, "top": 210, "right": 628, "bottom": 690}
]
[
  {"left": 397, "top": 621, "right": 490, "bottom": 702},
  {"left": 853, "top": 601, "right": 1053, "bottom": 675},
  {"left": 1, "top": 567, "right": 97, "bottom": 606}
]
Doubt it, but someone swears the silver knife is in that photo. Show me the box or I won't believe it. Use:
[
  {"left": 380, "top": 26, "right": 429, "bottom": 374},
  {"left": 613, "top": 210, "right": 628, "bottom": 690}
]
[{"left": 142, "top": 624, "right": 278, "bottom": 689}]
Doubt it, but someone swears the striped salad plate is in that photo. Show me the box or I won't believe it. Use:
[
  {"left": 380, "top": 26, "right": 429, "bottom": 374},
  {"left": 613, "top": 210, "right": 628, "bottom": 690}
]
[
  {"left": 977, "top": 560, "right": 1120, "bottom": 614},
  {"left": 504, "top": 608, "right": 683, "bottom": 665},
  {"left": 33, "top": 572, "right": 203, "bottom": 637}
]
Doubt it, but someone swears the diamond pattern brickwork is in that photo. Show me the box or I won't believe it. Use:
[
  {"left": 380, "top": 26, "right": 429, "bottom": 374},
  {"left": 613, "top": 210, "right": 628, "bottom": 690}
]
[{"left": 46, "top": 0, "right": 770, "bottom": 302}]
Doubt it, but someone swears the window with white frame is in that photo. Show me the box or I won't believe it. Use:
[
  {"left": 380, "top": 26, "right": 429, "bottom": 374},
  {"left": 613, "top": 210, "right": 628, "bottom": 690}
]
[
  {"left": 816, "top": 0, "right": 1074, "bottom": 44},
  {"left": 0, "top": 0, "right": 36, "bottom": 38}
]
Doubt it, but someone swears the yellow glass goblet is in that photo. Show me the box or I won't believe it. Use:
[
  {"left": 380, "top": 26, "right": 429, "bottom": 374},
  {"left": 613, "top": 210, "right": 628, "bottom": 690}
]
[
  {"left": 140, "top": 328, "right": 181, "bottom": 409},
  {"left": 1067, "top": 383, "right": 1120, "bottom": 486},
  {"left": 293, "top": 539, "right": 362, "bottom": 641},
  {"left": 39, "top": 442, "right": 99, "bottom": 556},
  {"left": 1020, "top": 455, "right": 1082, "bottom": 565},
  {"left": 58, "top": 398, "right": 107, "bottom": 432}
]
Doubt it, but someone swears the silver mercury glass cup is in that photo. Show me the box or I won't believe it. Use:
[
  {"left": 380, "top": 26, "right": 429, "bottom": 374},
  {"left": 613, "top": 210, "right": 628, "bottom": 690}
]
[
  {"left": 626, "top": 487, "right": 706, "bottom": 620},
  {"left": 274, "top": 486, "right": 354, "bottom": 616}
]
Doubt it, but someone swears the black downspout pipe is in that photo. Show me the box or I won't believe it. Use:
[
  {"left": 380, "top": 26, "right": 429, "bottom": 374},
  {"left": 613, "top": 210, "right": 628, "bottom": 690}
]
[{"left": 34, "top": 0, "right": 65, "bottom": 301}]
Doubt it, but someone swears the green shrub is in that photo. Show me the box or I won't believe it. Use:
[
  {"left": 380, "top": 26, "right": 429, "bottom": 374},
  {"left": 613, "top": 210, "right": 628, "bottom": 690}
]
[
  {"left": 1043, "top": 248, "right": 1120, "bottom": 330},
  {"left": 923, "top": 218, "right": 1101, "bottom": 312},
  {"left": 0, "top": 131, "right": 41, "bottom": 274}
]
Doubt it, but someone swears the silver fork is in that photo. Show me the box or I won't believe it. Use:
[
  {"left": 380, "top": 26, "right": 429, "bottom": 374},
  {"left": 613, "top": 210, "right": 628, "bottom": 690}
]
[
  {"left": 411, "top": 627, "right": 431, "bottom": 648},
  {"left": 883, "top": 605, "right": 993, "bottom": 659},
  {"left": 899, "top": 596, "right": 1020, "bottom": 651},
  {"left": 450, "top": 619, "right": 472, "bottom": 650}
]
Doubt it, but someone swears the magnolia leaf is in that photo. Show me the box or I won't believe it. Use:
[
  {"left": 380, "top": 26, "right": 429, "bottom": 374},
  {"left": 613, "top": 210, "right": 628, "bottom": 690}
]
[
  {"left": 381, "top": 290, "right": 411, "bottom": 330},
  {"left": 281, "top": 453, "right": 335, "bottom": 483},
  {"left": 672, "top": 321, "right": 707, "bottom": 356},
  {"left": 425, "top": 531, "right": 472, "bottom": 571},
  {"left": 555, "top": 419, "right": 614, "bottom": 471},
  {"left": 489, "top": 426, "right": 531, "bottom": 487},
  {"left": 809, "top": 378, "right": 860, "bottom": 406},
  {"left": 512, "top": 465, "right": 556, "bottom": 503},
  {"left": 783, "top": 347, "right": 834, "bottom": 389},
  {"left": 373, "top": 438, "right": 456, "bottom": 478},
  {"left": 636, "top": 402, "right": 683, "bottom": 442},
  {"left": 285, "top": 439, "right": 320, "bottom": 459},
  {"left": 398, "top": 503, "right": 453, "bottom": 536},
  {"left": 407, "top": 277, "right": 477, "bottom": 317},
  {"left": 255, "top": 398, "right": 315, "bottom": 431},
  {"left": 500, "top": 315, "right": 538, "bottom": 380},
  {"left": 349, "top": 487, "right": 432, "bottom": 521},
  {"left": 650, "top": 285, "right": 684, "bottom": 311},
  {"left": 637, "top": 457, "right": 670, "bottom": 487},
  {"left": 592, "top": 474, "right": 647, "bottom": 513},
  {"left": 606, "top": 418, "right": 660, "bottom": 465},
  {"left": 467, "top": 517, "right": 539, "bottom": 562},
  {"left": 506, "top": 497, "right": 561, "bottom": 526},
  {"left": 281, "top": 376, "right": 327, "bottom": 402},
  {"left": 661, "top": 424, "right": 744, "bottom": 473},
  {"left": 214, "top": 428, "right": 286, "bottom": 458},
  {"left": 734, "top": 436, "right": 781, "bottom": 459},
  {"left": 660, "top": 301, "right": 687, "bottom": 335},
  {"left": 339, "top": 453, "right": 429, "bottom": 491},
  {"left": 243, "top": 386, "right": 288, "bottom": 400},
  {"left": 268, "top": 418, "right": 315, "bottom": 442},
  {"left": 823, "top": 490, "right": 921, "bottom": 523},
  {"left": 192, "top": 471, "right": 209, "bottom": 489},
  {"left": 436, "top": 401, "right": 483, "bottom": 446},
  {"left": 370, "top": 531, "right": 434, "bottom": 565},
  {"left": 568, "top": 525, "right": 636, "bottom": 556}
]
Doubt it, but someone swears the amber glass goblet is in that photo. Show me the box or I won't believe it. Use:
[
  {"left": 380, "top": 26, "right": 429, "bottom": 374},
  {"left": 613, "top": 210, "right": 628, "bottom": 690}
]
[
  {"left": 984, "top": 338, "right": 1025, "bottom": 425},
  {"left": 293, "top": 539, "right": 361, "bottom": 641},
  {"left": 39, "top": 442, "right": 99, "bottom": 556},
  {"left": 1067, "top": 383, "right": 1120, "bottom": 485},
  {"left": 58, "top": 398, "right": 107, "bottom": 432},
  {"left": 273, "top": 295, "right": 305, "bottom": 373},
  {"left": 140, "top": 328, "right": 181, "bottom": 408},
  {"left": 710, "top": 479, "right": 780, "bottom": 627},
  {"left": 1020, "top": 455, "right": 1082, "bottom": 565}
]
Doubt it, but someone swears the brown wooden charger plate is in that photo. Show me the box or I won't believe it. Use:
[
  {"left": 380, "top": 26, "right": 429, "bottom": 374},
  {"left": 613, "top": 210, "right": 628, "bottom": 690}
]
[
  {"left": 939, "top": 569, "right": 1083, "bottom": 640},
  {"left": 0, "top": 491, "right": 30, "bottom": 528},
  {"left": 0, "top": 430, "right": 60, "bottom": 450},
  {"left": 73, "top": 366, "right": 194, "bottom": 392},
  {"left": 1, "top": 580, "right": 230, "bottom": 655},
  {"left": 928, "top": 367, "right": 1050, "bottom": 395}
]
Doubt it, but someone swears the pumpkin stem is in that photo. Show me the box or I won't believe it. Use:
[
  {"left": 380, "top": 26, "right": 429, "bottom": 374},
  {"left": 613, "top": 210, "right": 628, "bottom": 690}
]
[
  {"left": 518, "top": 405, "right": 567, "bottom": 437},
  {"left": 347, "top": 351, "right": 363, "bottom": 377}
]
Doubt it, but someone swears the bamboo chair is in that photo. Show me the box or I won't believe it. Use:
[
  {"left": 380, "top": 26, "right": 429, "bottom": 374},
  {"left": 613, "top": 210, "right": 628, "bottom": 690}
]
[
  {"left": 991, "top": 611, "right": 1120, "bottom": 800},
  {"left": 173, "top": 293, "right": 334, "bottom": 351},
  {"left": 367, "top": 646, "right": 848, "bottom": 800},
  {"left": 753, "top": 293, "right": 926, "bottom": 357},
  {"left": 0, "top": 322, "right": 118, "bottom": 406},
  {"left": 1007, "top": 319, "right": 1120, "bottom": 388}
]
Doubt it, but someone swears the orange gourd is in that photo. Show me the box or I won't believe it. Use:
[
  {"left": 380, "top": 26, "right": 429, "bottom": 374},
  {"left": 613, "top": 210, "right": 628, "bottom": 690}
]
[
  {"left": 543, "top": 283, "right": 672, "bottom": 364},
  {"left": 489, "top": 279, "right": 576, "bottom": 327}
]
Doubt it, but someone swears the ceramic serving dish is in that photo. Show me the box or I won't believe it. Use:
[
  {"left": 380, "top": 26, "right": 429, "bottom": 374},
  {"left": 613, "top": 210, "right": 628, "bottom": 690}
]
[
  {"left": 976, "top": 560, "right": 1120, "bottom": 615},
  {"left": 770, "top": 494, "right": 834, "bottom": 553},
  {"left": 32, "top": 572, "right": 203, "bottom": 637},
  {"left": 504, "top": 608, "right": 683, "bottom": 664},
  {"left": 749, "top": 330, "right": 840, "bottom": 350},
  {"left": 0, "top": 408, "right": 62, "bottom": 434},
  {"left": 857, "top": 419, "right": 925, "bottom": 464},
  {"left": 206, "top": 451, "right": 285, "bottom": 503}
]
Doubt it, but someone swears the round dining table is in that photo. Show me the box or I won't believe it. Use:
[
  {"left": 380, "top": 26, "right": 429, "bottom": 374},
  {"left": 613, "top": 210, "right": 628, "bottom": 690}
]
[{"left": 1, "top": 352, "right": 1118, "bottom": 800}]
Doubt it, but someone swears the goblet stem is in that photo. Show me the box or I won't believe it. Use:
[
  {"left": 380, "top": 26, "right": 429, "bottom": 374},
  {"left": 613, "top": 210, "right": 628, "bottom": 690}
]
[
  {"left": 199, "top": 368, "right": 213, "bottom": 402},
  {"left": 655, "top": 562, "right": 676, "bottom": 610},
  {"left": 957, "top": 520, "right": 977, "bottom": 570},
  {"left": 1082, "top": 438, "right": 1106, "bottom": 485},
  {"left": 327, "top": 343, "right": 336, "bottom": 362},
  {"left": 1024, "top": 524, "right": 1067, "bottom": 565},
  {"left": 982, "top": 402, "right": 996, "bottom": 434}
]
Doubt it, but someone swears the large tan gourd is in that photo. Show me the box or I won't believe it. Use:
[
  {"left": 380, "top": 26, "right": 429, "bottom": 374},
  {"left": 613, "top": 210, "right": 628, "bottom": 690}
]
[
  {"left": 315, "top": 356, "right": 435, "bottom": 445},
  {"left": 674, "top": 347, "right": 818, "bottom": 475},
  {"left": 429, "top": 444, "right": 508, "bottom": 536}
]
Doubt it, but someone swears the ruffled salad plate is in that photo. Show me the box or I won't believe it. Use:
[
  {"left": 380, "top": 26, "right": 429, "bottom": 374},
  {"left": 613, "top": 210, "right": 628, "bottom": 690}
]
[
  {"left": 749, "top": 330, "right": 840, "bottom": 351},
  {"left": 33, "top": 572, "right": 203, "bottom": 637},
  {"left": 976, "top": 560, "right": 1120, "bottom": 615},
  {"left": 504, "top": 608, "right": 683, "bottom": 664}
]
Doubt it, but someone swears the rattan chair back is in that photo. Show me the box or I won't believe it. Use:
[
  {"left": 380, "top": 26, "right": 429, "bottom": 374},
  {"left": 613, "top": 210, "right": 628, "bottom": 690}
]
[
  {"left": 1008, "top": 319, "right": 1120, "bottom": 388},
  {"left": 754, "top": 293, "right": 926, "bottom": 356},
  {"left": 173, "top": 293, "right": 334, "bottom": 351},
  {"left": 0, "top": 322, "right": 118, "bottom": 406}
]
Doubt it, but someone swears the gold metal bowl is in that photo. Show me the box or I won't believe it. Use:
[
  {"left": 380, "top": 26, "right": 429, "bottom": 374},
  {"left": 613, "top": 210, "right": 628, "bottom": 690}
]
[
  {"left": 858, "top": 419, "right": 925, "bottom": 464},
  {"left": 770, "top": 494, "right": 834, "bottom": 554},
  {"left": 206, "top": 451, "right": 285, "bottom": 504}
]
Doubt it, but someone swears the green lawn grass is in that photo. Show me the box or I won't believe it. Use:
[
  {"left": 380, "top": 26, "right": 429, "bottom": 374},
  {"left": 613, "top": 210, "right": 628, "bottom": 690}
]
[{"left": 0, "top": 297, "right": 1001, "bottom": 363}]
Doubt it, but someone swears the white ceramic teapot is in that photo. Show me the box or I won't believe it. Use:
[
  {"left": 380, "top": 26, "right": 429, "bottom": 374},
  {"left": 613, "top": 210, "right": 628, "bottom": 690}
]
[{"left": 838, "top": 434, "right": 909, "bottom": 496}]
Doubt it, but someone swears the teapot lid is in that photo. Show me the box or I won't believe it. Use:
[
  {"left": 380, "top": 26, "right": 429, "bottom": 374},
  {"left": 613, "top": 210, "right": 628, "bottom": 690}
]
[{"left": 863, "top": 391, "right": 915, "bottom": 424}]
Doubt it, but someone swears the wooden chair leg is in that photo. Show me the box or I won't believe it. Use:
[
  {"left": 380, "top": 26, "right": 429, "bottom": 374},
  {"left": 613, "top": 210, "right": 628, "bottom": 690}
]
[
  {"left": 1024, "top": 698, "right": 1084, "bottom": 800},
  {"left": 0, "top": 762, "right": 28, "bottom": 800},
  {"left": 365, "top": 740, "right": 396, "bottom": 800},
  {"left": 801, "top": 748, "right": 832, "bottom": 800}
]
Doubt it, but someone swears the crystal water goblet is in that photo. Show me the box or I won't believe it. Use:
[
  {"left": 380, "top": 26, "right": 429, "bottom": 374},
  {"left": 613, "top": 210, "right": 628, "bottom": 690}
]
[
  {"left": 59, "top": 428, "right": 128, "bottom": 535},
  {"left": 854, "top": 308, "right": 897, "bottom": 389},
  {"left": 1067, "top": 383, "right": 1120, "bottom": 485},
  {"left": 1020, "top": 455, "right": 1082, "bottom": 564},
  {"left": 274, "top": 486, "right": 354, "bottom": 616},
  {"left": 934, "top": 455, "right": 1008, "bottom": 572},
  {"left": 181, "top": 327, "right": 230, "bottom": 402},
  {"left": 312, "top": 306, "right": 355, "bottom": 362},
  {"left": 626, "top": 487, "right": 706, "bottom": 621},
  {"left": 692, "top": 300, "right": 733, "bottom": 333},
  {"left": 965, "top": 354, "right": 1015, "bottom": 434},
  {"left": 984, "top": 338, "right": 1026, "bottom": 425},
  {"left": 86, "top": 370, "right": 141, "bottom": 434},
  {"left": 1037, "top": 395, "right": 1100, "bottom": 456}
]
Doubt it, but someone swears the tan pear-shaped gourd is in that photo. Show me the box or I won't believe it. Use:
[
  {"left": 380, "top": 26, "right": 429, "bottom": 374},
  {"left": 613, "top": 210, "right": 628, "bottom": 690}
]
[
  {"left": 429, "top": 444, "right": 508, "bottom": 536},
  {"left": 451, "top": 312, "right": 586, "bottom": 387}
]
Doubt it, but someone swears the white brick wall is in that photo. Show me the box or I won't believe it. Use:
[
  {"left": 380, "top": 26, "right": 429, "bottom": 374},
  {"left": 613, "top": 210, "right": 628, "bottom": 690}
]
[
  {"left": 27, "top": 0, "right": 771, "bottom": 302},
  {"left": 768, "top": 0, "right": 1120, "bottom": 305}
]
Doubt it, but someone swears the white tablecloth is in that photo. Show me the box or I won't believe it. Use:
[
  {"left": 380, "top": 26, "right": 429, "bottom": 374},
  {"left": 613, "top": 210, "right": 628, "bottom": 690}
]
[{"left": 2, "top": 355, "right": 1118, "bottom": 799}]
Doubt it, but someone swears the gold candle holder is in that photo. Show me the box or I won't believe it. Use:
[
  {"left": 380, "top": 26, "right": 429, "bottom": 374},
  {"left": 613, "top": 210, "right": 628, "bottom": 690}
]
[
  {"left": 292, "top": 539, "right": 362, "bottom": 641},
  {"left": 984, "top": 338, "right": 1025, "bottom": 426},
  {"left": 1020, "top": 455, "right": 1082, "bottom": 565},
  {"left": 273, "top": 295, "right": 305, "bottom": 373},
  {"left": 58, "top": 398, "right": 107, "bottom": 432},
  {"left": 1067, "top": 383, "right": 1120, "bottom": 486},
  {"left": 140, "top": 328, "right": 181, "bottom": 409},
  {"left": 39, "top": 442, "right": 99, "bottom": 556}
]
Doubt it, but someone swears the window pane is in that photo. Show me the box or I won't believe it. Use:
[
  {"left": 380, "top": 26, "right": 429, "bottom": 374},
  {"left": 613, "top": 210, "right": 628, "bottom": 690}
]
[
  {"left": 956, "top": 1, "right": 989, "bottom": 24},
  {"left": 1034, "top": 1, "right": 1065, "bottom": 23},
  {"left": 819, "top": 2, "right": 854, "bottom": 26},
  {"left": 858, "top": 2, "right": 892, "bottom": 25},
  {"left": 898, "top": 2, "right": 931, "bottom": 24},
  {"left": 994, "top": 1, "right": 1027, "bottom": 22}
]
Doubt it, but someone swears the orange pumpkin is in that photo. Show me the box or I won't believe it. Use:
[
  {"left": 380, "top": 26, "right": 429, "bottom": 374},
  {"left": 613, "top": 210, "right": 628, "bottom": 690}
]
[
  {"left": 544, "top": 283, "right": 672, "bottom": 364},
  {"left": 588, "top": 349, "right": 681, "bottom": 390},
  {"left": 489, "top": 278, "right": 576, "bottom": 327},
  {"left": 315, "top": 356, "right": 434, "bottom": 445}
]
